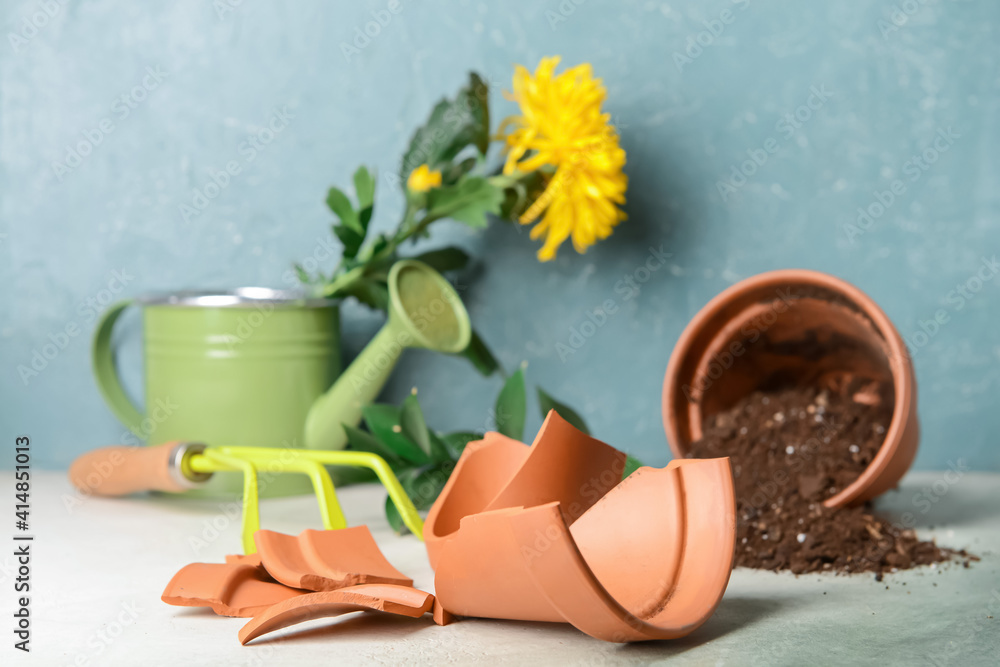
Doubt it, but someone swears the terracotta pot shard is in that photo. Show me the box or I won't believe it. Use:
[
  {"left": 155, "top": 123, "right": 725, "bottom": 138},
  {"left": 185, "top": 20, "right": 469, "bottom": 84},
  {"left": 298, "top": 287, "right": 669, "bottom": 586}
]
[
  {"left": 238, "top": 584, "right": 435, "bottom": 645},
  {"left": 425, "top": 410, "right": 736, "bottom": 642},
  {"left": 425, "top": 410, "right": 627, "bottom": 569},
  {"left": 161, "top": 562, "right": 306, "bottom": 618},
  {"left": 253, "top": 526, "right": 413, "bottom": 592},
  {"left": 225, "top": 552, "right": 263, "bottom": 569}
]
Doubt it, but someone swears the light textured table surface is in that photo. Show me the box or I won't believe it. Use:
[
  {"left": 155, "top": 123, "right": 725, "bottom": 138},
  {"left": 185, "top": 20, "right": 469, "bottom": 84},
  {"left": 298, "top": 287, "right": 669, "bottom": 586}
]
[{"left": 3, "top": 471, "right": 997, "bottom": 666}]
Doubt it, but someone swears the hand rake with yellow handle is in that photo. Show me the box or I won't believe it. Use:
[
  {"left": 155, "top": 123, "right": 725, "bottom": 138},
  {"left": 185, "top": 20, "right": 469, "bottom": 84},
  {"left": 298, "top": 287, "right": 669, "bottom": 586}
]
[{"left": 69, "top": 441, "right": 423, "bottom": 554}]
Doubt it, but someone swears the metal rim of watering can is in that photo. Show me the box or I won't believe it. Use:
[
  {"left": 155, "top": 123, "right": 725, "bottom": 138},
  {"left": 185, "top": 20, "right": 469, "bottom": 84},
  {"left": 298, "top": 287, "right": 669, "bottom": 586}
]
[{"left": 134, "top": 287, "right": 338, "bottom": 308}]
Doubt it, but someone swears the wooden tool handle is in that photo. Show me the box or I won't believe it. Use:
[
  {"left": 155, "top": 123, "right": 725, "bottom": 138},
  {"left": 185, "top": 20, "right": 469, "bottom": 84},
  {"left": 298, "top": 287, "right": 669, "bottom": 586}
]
[{"left": 69, "top": 441, "right": 203, "bottom": 496}]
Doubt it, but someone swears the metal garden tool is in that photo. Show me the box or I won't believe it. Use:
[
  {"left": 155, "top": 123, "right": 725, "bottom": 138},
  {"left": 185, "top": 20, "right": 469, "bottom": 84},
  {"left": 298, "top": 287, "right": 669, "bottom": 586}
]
[{"left": 69, "top": 440, "right": 424, "bottom": 554}]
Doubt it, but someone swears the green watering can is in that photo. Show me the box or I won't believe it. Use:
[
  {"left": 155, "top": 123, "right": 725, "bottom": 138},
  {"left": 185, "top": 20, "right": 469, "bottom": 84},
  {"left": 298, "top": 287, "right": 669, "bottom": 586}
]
[{"left": 91, "top": 259, "right": 471, "bottom": 497}]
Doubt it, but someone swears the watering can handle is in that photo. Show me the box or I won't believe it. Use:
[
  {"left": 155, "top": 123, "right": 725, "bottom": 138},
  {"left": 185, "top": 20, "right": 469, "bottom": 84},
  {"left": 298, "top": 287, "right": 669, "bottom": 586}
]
[
  {"left": 92, "top": 300, "right": 146, "bottom": 437},
  {"left": 68, "top": 441, "right": 208, "bottom": 496}
]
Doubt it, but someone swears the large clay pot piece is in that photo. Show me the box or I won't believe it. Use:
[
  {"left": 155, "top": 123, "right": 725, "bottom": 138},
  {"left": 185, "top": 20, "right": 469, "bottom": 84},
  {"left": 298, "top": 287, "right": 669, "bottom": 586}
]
[
  {"left": 425, "top": 411, "right": 628, "bottom": 569},
  {"left": 425, "top": 411, "right": 736, "bottom": 642}
]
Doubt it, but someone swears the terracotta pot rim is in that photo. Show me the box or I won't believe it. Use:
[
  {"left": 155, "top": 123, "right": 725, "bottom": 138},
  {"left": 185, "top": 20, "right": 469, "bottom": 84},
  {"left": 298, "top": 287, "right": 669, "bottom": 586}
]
[{"left": 662, "top": 269, "right": 915, "bottom": 508}]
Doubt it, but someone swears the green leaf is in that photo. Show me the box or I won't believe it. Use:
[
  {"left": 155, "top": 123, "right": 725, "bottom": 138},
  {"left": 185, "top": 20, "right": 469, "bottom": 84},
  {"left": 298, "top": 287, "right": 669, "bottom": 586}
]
[
  {"left": 383, "top": 462, "right": 451, "bottom": 532},
  {"left": 343, "top": 424, "right": 402, "bottom": 466},
  {"left": 622, "top": 454, "right": 645, "bottom": 480},
  {"left": 425, "top": 176, "right": 504, "bottom": 228},
  {"left": 459, "top": 329, "right": 501, "bottom": 376},
  {"left": 428, "top": 431, "right": 459, "bottom": 462},
  {"left": 327, "top": 185, "right": 366, "bottom": 260},
  {"left": 400, "top": 72, "right": 490, "bottom": 183},
  {"left": 400, "top": 392, "right": 452, "bottom": 462},
  {"left": 400, "top": 392, "right": 432, "bottom": 458},
  {"left": 294, "top": 263, "right": 312, "bottom": 284},
  {"left": 440, "top": 431, "right": 482, "bottom": 459},
  {"left": 495, "top": 367, "right": 526, "bottom": 441},
  {"left": 413, "top": 246, "right": 470, "bottom": 273},
  {"left": 454, "top": 72, "right": 490, "bottom": 156},
  {"left": 342, "top": 278, "right": 389, "bottom": 310},
  {"left": 362, "top": 404, "right": 430, "bottom": 466},
  {"left": 384, "top": 495, "right": 405, "bottom": 534},
  {"left": 366, "top": 233, "right": 391, "bottom": 259},
  {"left": 329, "top": 465, "right": 377, "bottom": 485},
  {"left": 325, "top": 187, "right": 360, "bottom": 231},
  {"left": 536, "top": 387, "right": 590, "bottom": 435},
  {"left": 499, "top": 170, "right": 547, "bottom": 221},
  {"left": 333, "top": 223, "right": 365, "bottom": 260},
  {"left": 403, "top": 463, "right": 454, "bottom": 510},
  {"left": 441, "top": 156, "right": 478, "bottom": 185},
  {"left": 353, "top": 166, "right": 376, "bottom": 228},
  {"left": 356, "top": 233, "right": 392, "bottom": 264}
]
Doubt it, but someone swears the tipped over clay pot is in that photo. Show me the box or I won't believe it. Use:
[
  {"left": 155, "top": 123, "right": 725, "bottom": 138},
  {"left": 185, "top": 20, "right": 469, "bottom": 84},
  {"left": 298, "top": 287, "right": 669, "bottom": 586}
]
[
  {"left": 662, "top": 269, "right": 918, "bottom": 508},
  {"left": 425, "top": 411, "right": 737, "bottom": 642}
]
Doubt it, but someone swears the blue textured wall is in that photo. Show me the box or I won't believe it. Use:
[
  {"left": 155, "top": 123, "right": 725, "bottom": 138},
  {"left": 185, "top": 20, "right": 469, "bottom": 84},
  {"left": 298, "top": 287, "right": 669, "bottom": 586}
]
[{"left": 1, "top": 0, "right": 997, "bottom": 470}]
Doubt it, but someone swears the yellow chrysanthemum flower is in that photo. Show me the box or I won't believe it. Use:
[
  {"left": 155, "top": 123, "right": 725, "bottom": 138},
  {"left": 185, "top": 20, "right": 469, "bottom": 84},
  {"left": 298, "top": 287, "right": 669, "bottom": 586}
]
[
  {"left": 407, "top": 163, "right": 442, "bottom": 192},
  {"left": 501, "top": 57, "right": 627, "bottom": 261}
]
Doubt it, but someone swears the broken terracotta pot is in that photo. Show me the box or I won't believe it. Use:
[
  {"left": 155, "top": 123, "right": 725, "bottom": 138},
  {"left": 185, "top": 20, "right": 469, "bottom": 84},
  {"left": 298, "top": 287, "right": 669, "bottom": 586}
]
[
  {"left": 161, "top": 562, "right": 306, "bottom": 617},
  {"left": 425, "top": 411, "right": 627, "bottom": 569},
  {"left": 164, "top": 525, "right": 414, "bottom": 622},
  {"left": 426, "top": 412, "right": 736, "bottom": 642},
  {"left": 225, "top": 552, "right": 263, "bottom": 569},
  {"left": 254, "top": 526, "right": 412, "bottom": 591},
  {"left": 239, "top": 584, "right": 436, "bottom": 645},
  {"left": 662, "top": 269, "right": 918, "bottom": 508}
]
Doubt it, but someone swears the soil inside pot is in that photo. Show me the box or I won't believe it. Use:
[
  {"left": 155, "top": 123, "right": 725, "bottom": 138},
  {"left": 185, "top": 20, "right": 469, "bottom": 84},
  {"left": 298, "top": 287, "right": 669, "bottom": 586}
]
[{"left": 687, "top": 383, "right": 973, "bottom": 576}]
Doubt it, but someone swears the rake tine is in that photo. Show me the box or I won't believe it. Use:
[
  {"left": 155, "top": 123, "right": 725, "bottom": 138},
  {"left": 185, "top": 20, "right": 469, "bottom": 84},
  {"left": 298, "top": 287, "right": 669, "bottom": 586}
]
[
  {"left": 293, "top": 455, "right": 348, "bottom": 532},
  {"left": 299, "top": 450, "right": 424, "bottom": 539},
  {"left": 201, "top": 450, "right": 261, "bottom": 554},
  {"left": 204, "top": 446, "right": 423, "bottom": 546}
]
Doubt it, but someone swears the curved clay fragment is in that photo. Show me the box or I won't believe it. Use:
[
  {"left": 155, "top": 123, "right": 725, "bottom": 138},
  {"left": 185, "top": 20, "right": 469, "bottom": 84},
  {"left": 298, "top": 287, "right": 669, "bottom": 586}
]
[
  {"left": 254, "top": 526, "right": 413, "bottom": 591},
  {"left": 425, "top": 410, "right": 626, "bottom": 568},
  {"left": 238, "top": 584, "right": 435, "bottom": 645},
  {"left": 427, "top": 411, "right": 736, "bottom": 642},
  {"left": 161, "top": 562, "right": 306, "bottom": 618},
  {"left": 225, "top": 552, "right": 263, "bottom": 568}
]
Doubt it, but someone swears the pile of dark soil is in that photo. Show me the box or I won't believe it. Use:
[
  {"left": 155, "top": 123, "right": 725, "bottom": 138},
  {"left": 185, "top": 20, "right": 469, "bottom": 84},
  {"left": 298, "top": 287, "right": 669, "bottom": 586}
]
[{"left": 688, "top": 385, "right": 972, "bottom": 576}]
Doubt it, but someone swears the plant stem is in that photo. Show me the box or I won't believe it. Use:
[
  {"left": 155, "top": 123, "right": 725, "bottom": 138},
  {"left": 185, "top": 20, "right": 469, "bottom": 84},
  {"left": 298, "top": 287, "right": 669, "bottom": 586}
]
[
  {"left": 323, "top": 200, "right": 434, "bottom": 299},
  {"left": 486, "top": 171, "right": 526, "bottom": 188},
  {"left": 322, "top": 171, "right": 537, "bottom": 300},
  {"left": 322, "top": 264, "right": 366, "bottom": 297}
]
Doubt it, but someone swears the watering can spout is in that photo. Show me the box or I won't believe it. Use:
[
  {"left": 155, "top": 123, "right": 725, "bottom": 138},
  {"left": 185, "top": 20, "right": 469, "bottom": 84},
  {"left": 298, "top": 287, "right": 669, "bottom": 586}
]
[{"left": 303, "top": 260, "right": 472, "bottom": 451}]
